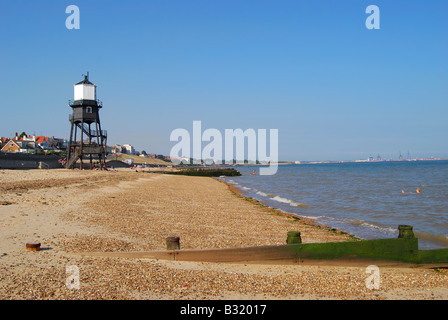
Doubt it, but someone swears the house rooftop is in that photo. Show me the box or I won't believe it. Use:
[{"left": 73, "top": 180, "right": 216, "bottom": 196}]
[{"left": 35, "top": 136, "right": 49, "bottom": 144}]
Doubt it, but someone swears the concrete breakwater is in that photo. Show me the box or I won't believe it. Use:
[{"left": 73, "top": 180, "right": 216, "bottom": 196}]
[{"left": 0, "top": 152, "right": 63, "bottom": 169}]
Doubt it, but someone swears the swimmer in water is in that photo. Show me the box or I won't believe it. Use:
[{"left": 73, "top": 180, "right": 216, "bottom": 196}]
[{"left": 402, "top": 188, "right": 421, "bottom": 194}]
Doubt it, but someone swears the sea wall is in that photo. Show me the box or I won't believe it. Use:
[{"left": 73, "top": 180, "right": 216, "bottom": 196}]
[{"left": 0, "top": 152, "right": 62, "bottom": 169}]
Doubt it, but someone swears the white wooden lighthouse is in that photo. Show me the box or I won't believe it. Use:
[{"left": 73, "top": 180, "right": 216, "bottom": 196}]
[{"left": 67, "top": 73, "right": 107, "bottom": 169}]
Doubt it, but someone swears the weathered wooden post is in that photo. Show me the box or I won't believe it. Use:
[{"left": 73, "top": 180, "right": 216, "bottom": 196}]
[
  {"left": 398, "top": 225, "right": 415, "bottom": 239},
  {"left": 286, "top": 231, "right": 302, "bottom": 244},
  {"left": 26, "top": 242, "right": 41, "bottom": 251},
  {"left": 166, "top": 237, "right": 180, "bottom": 250}
]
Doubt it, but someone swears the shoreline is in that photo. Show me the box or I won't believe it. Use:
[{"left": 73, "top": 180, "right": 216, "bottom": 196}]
[
  {"left": 0, "top": 168, "right": 447, "bottom": 300},
  {"left": 222, "top": 164, "right": 448, "bottom": 251},
  {"left": 216, "top": 177, "right": 359, "bottom": 241}
]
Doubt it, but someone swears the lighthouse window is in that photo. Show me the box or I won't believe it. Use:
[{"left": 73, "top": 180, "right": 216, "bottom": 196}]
[{"left": 86, "top": 107, "right": 92, "bottom": 113}]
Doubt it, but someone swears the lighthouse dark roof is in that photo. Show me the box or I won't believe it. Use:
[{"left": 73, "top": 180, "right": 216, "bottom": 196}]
[{"left": 76, "top": 74, "right": 94, "bottom": 85}]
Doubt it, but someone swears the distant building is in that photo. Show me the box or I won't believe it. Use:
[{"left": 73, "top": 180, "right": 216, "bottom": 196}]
[
  {"left": 1, "top": 139, "right": 36, "bottom": 153},
  {"left": 0, "top": 137, "right": 9, "bottom": 149},
  {"left": 33, "top": 136, "right": 51, "bottom": 150},
  {"left": 26, "top": 135, "right": 67, "bottom": 152},
  {"left": 111, "top": 144, "right": 136, "bottom": 155},
  {"left": 122, "top": 144, "right": 135, "bottom": 155},
  {"left": 171, "top": 156, "right": 190, "bottom": 164},
  {"left": 47, "top": 137, "right": 68, "bottom": 151},
  {"left": 0, "top": 133, "right": 67, "bottom": 153},
  {"left": 111, "top": 144, "right": 125, "bottom": 154},
  {"left": 1, "top": 140, "right": 22, "bottom": 153}
]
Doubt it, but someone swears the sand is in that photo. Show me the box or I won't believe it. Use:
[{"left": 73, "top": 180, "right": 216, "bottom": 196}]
[{"left": 0, "top": 168, "right": 447, "bottom": 300}]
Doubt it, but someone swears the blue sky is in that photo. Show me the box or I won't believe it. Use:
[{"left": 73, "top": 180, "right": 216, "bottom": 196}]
[{"left": 0, "top": 0, "right": 447, "bottom": 161}]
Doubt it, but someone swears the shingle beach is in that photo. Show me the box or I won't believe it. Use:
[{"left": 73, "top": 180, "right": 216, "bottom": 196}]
[{"left": 0, "top": 169, "right": 447, "bottom": 300}]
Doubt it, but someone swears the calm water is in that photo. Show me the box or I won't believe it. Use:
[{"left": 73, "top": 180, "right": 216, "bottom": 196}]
[{"left": 222, "top": 161, "right": 448, "bottom": 249}]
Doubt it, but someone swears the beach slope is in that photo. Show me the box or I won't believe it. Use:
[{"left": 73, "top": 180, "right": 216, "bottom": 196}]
[{"left": 0, "top": 169, "right": 447, "bottom": 300}]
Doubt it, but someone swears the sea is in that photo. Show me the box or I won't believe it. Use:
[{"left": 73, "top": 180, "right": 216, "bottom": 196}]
[{"left": 221, "top": 160, "right": 448, "bottom": 250}]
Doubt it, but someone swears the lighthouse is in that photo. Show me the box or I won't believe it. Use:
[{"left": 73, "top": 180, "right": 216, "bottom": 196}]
[{"left": 66, "top": 73, "right": 107, "bottom": 169}]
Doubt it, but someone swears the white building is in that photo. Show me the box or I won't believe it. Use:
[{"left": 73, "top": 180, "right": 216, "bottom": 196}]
[{"left": 122, "top": 144, "right": 135, "bottom": 155}]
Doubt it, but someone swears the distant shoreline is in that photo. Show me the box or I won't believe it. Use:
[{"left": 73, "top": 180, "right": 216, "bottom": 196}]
[
  {"left": 2, "top": 149, "right": 445, "bottom": 170},
  {"left": 277, "top": 159, "right": 448, "bottom": 165}
]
